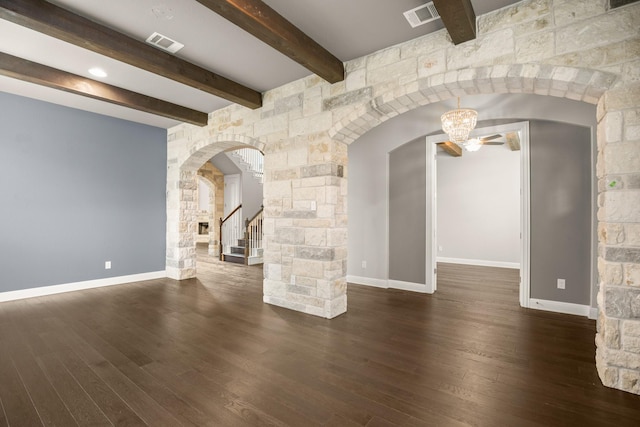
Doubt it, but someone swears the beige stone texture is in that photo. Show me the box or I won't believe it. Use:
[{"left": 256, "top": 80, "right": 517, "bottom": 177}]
[{"left": 625, "top": 264, "right": 640, "bottom": 287}]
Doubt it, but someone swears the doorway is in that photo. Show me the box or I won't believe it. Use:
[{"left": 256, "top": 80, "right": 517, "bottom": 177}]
[{"left": 425, "top": 121, "right": 531, "bottom": 307}]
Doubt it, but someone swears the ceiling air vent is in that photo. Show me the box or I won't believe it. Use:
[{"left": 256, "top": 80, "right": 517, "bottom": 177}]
[
  {"left": 145, "top": 32, "right": 184, "bottom": 53},
  {"left": 403, "top": 2, "right": 440, "bottom": 28}
]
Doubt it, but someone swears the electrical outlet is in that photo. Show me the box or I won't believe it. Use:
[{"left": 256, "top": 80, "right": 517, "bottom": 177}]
[
  {"left": 105, "top": 261, "right": 111, "bottom": 270},
  {"left": 438, "top": 246, "right": 443, "bottom": 252},
  {"left": 361, "top": 261, "right": 367, "bottom": 269},
  {"left": 557, "top": 278, "right": 565, "bottom": 289}
]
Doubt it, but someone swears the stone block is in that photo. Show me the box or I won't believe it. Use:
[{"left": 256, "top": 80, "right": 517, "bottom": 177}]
[
  {"left": 367, "top": 47, "right": 400, "bottom": 69},
  {"left": 367, "top": 59, "right": 417, "bottom": 87},
  {"left": 478, "top": 0, "right": 551, "bottom": 35},
  {"left": 553, "top": 0, "right": 606, "bottom": 27},
  {"left": 516, "top": 31, "right": 554, "bottom": 63},
  {"left": 623, "top": 319, "right": 640, "bottom": 337},
  {"left": 305, "top": 229, "right": 327, "bottom": 246},
  {"left": 556, "top": 6, "right": 640, "bottom": 55},
  {"left": 286, "top": 284, "right": 315, "bottom": 297},
  {"left": 606, "top": 247, "right": 640, "bottom": 263},
  {"left": 605, "top": 286, "right": 640, "bottom": 318},
  {"left": 287, "top": 148, "right": 309, "bottom": 167},
  {"left": 265, "top": 263, "right": 282, "bottom": 281},
  {"left": 273, "top": 228, "right": 305, "bottom": 245},
  {"left": 599, "top": 223, "right": 625, "bottom": 245},
  {"left": 599, "top": 258, "right": 623, "bottom": 285},
  {"left": 605, "top": 318, "right": 621, "bottom": 349},
  {"left": 417, "top": 50, "right": 446, "bottom": 79},
  {"left": 602, "top": 192, "right": 640, "bottom": 222},
  {"left": 622, "top": 335, "right": 640, "bottom": 354},
  {"left": 604, "top": 111, "right": 623, "bottom": 143},
  {"left": 625, "top": 224, "right": 640, "bottom": 246},
  {"left": 289, "top": 112, "right": 332, "bottom": 138},
  {"left": 295, "top": 246, "right": 335, "bottom": 261},
  {"left": 620, "top": 369, "right": 640, "bottom": 394},
  {"left": 292, "top": 259, "right": 324, "bottom": 279},
  {"left": 264, "top": 181, "right": 292, "bottom": 199},
  {"left": 605, "top": 84, "right": 640, "bottom": 112},
  {"left": 327, "top": 228, "right": 347, "bottom": 247},
  {"left": 447, "top": 29, "right": 515, "bottom": 71},
  {"left": 625, "top": 264, "right": 640, "bottom": 287},
  {"left": 323, "top": 87, "right": 372, "bottom": 111}
]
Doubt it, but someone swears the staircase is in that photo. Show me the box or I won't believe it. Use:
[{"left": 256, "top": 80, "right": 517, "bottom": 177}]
[
  {"left": 220, "top": 205, "right": 264, "bottom": 265},
  {"left": 222, "top": 238, "right": 264, "bottom": 265},
  {"left": 229, "top": 148, "right": 263, "bottom": 183}
]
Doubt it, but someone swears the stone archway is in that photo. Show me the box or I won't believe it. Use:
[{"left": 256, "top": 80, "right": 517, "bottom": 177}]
[
  {"left": 166, "top": 133, "right": 266, "bottom": 280},
  {"left": 325, "top": 65, "right": 637, "bottom": 392},
  {"left": 167, "top": 60, "right": 639, "bottom": 392}
]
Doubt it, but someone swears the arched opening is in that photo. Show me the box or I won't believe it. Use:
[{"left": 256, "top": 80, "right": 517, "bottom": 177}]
[{"left": 166, "top": 134, "right": 265, "bottom": 280}]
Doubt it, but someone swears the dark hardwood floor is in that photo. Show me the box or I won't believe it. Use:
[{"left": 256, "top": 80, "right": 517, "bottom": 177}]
[{"left": 1, "top": 249, "right": 639, "bottom": 426}]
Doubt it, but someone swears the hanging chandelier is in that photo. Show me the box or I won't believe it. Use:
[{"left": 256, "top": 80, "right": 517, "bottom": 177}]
[{"left": 440, "top": 97, "right": 478, "bottom": 144}]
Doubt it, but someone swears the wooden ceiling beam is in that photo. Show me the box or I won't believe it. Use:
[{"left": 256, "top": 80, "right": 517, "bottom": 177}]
[
  {"left": 437, "top": 141, "right": 463, "bottom": 157},
  {"left": 0, "top": 52, "right": 209, "bottom": 126},
  {"left": 0, "top": 0, "right": 262, "bottom": 109},
  {"left": 432, "top": 0, "right": 476, "bottom": 45},
  {"left": 196, "top": 0, "right": 344, "bottom": 83}
]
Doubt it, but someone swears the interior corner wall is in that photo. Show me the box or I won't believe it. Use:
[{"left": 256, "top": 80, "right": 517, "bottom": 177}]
[
  {"left": 436, "top": 142, "right": 520, "bottom": 266},
  {"left": 0, "top": 92, "right": 167, "bottom": 293},
  {"left": 530, "top": 121, "right": 592, "bottom": 305}
]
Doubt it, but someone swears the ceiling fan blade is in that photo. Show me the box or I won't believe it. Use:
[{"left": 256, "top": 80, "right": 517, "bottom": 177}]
[
  {"left": 437, "top": 141, "right": 462, "bottom": 157},
  {"left": 481, "top": 141, "right": 505, "bottom": 145},
  {"left": 480, "top": 134, "right": 502, "bottom": 142}
]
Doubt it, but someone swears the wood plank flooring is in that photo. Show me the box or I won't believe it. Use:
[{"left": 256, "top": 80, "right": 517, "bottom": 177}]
[{"left": 0, "top": 250, "right": 639, "bottom": 426}]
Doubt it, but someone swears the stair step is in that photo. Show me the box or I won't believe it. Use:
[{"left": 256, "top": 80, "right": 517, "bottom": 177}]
[
  {"left": 222, "top": 253, "right": 245, "bottom": 264},
  {"left": 230, "top": 245, "right": 245, "bottom": 255}
]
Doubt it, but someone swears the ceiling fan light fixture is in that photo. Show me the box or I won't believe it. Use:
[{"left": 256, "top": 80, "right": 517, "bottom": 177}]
[
  {"left": 463, "top": 137, "right": 482, "bottom": 152},
  {"left": 441, "top": 97, "right": 478, "bottom": 144}
]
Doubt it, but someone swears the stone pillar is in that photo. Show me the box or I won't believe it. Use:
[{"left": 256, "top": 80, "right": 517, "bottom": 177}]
[
  {"left": 595, "top": 83, "right": 640, "bottom": 395},
  {"left": 262, "top": 135, "right": 348, "bottom": 318},
  {"left": 198, "top": 163, "right": 224, "bottom": 257},
  {"left": 166, "top": 169, "right": 198, "bottom": 280}
]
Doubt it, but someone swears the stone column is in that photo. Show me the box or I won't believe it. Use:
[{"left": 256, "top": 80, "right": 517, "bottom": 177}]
[
  {"left": 262, "top": 135, "right": 348, "bottom": 318},
  {"left": 595, "top": 84, "right": 640, "bottom": 395},
  {"left": 166, "top": 169, "right": 198, "bottom": 280}
]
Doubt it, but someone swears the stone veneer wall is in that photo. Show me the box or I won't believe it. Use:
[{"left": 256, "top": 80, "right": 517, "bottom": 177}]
[
  {"left": 166, "top": 0, "right": 640, "bottom": 393},
  {"left": 197, "top": 163, "right": 225, "bottom": 256}
]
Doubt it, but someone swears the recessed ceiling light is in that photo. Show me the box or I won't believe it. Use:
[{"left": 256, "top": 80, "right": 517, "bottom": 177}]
[{"left": 88, "top": 67, "right": 107, "bottom": 78}]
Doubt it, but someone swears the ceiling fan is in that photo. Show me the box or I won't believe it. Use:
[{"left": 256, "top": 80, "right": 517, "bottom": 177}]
[{"left": 437, "top": 132, "right": 520, "bottom": 157}]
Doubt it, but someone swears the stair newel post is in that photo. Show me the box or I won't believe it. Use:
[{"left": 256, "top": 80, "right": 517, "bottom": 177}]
[{"left": 244, "top": 217, "right": 250, "bottom": 265}]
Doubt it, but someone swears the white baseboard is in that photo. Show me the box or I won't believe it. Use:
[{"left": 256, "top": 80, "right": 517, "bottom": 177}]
[
  {"left": 0, "top": 271, "right": 167, "bottom": 303},
  {"left": 346, "top": 275, "right": 428, "bottom": 294},
  {"left": 528, "top": 298, "right": 591, "bottom": 317},
  {"left": 388, "top": 280, "right": 428, "bottom": 293},
  {"left": 437, "top": 257, "right": 520, "bottom": 269},
  {"left": 589, "top": 307, "right": 598, "bottom": 320},
  {"left": 346, "top": 275, "right": 388, "bottom": 289}
]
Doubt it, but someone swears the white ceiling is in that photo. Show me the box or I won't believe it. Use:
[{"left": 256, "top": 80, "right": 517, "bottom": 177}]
[{"left": 0, "top": 0, "right": 522, "bottom": 128}]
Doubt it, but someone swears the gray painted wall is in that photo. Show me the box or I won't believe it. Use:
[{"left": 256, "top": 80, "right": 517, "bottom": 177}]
[
  {"left": 348, "top": 93, "right": 596, "bottom": 307},
  {"left": 436, "top": 135, "right": 521, "bottom": 265},
  {"left": 530, "top": 121, "right": 592, "bottom": 305},
  {"left": 0, "top": 92, "right": 167, "bottom": 293},
  {"left": 389, "top": 140, "right": 426, "bottom": 284}
]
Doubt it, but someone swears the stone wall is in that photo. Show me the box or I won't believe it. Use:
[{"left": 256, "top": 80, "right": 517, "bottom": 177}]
[{"left": 166, "top": 0, "right": 640, "bottom": 393}]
